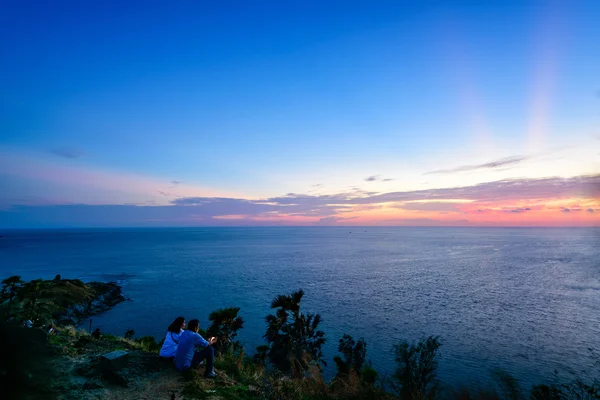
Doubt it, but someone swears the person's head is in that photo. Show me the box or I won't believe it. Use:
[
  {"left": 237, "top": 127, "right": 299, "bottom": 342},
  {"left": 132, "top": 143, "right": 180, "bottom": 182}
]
[
  {"left": 187, "top": 319, "right": 200, "bottom": 332},
  {"left": 167, "top": 316, "right": 185, "bottom": 333}
]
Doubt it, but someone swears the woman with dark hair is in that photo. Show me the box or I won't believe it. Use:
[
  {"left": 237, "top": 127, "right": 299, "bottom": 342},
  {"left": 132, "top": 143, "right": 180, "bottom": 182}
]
[{"left": 159, "top": 316, "right": 185, "bottom": 358}]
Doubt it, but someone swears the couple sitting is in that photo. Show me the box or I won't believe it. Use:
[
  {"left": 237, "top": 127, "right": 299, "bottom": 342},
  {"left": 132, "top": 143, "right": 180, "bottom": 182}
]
[{"left": 159, "top": 316, "right": 218, "bottom": 378}]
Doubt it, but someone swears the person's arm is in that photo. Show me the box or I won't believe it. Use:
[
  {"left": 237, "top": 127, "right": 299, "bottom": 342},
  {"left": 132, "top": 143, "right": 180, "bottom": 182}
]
[{"left": 194, "top": 332, "right": 210, "bottom": 347}]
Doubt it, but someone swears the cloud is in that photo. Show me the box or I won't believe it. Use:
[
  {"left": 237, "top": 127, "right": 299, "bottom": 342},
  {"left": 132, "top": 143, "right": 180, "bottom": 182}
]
[
  {"left": 317, "top": 216, "right": 358, "bottom": 225},
  {"left": 171, "top": 174, "right": 599, "bottom": 216},
  {"left": 424, "top": 155, "right": 530, "bottom": 175},
  {"left": 587, "top": 208, "right": 595, "bottom": 213},
  {"left": 2, "top": 174, "right": 598, "bottom": 227},
  {"left": 170, "top": 180, "right": 182, "bottom": 185},
  {"left": 364, "top": 175, "right": 393, "bottom": 182},
  {"left": 308, "top": 183, "right": 324, "bottom": 193},
  {"left": 561, "top": 207, "right": 571, "bottom": 212},
  {"left": 49, "top": 147, "right": 84, "bottom": 159},
  {"left": 503, "top": 207, "right": 531, "bottom": 213},
  {"left": 394, "top": 202, "right": 464, "bottom": 212}
]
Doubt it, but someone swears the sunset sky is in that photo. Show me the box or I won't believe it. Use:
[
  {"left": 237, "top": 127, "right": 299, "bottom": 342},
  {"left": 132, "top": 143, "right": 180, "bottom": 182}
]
[{"left": 1, "top": 0, "right": 599, "bottom": 227}]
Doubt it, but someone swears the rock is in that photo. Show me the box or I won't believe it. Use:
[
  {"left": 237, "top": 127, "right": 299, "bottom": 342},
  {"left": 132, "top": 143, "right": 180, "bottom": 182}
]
[
  {"left": 54, "top": 281, "right": 126, "bottom": 325},
  {"left": 99, "top": 350, "right": 129, "bottom": 371}
]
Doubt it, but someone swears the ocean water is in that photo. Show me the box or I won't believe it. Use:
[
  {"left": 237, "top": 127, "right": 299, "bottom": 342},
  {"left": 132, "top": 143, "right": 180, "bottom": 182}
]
[{"left": 1, "top": 227, "right": 599, "bottom": 388}]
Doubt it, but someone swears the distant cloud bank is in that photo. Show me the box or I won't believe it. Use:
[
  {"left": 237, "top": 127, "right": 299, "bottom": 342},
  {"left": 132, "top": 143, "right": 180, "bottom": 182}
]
[{"left": 1, "top": 174, "right": 598, "bottom": 227}]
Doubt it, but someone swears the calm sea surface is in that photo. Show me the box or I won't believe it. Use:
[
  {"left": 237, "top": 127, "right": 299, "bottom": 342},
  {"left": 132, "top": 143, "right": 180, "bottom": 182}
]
[{"left": 1, "top": 227, "right": 599, "bottom": 388}]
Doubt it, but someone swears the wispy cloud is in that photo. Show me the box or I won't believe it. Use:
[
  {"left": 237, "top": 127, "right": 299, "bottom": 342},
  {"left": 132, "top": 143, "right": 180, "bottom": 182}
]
[
  {"left": 503, "top": 207, "right": 531, "bottom": 213},
  {"left": 48, "top": 147, "right": 84, "bottom": 159},
  {"left": 424, "top": 155, "right": 530, "bottom": 175},
  {"left": 365, "top": 175, "right": 393, "bottom": 182}
]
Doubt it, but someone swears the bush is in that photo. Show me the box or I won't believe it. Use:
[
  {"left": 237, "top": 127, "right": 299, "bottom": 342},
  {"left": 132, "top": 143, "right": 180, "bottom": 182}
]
[
  {"left": 392, "top": 335, "right": 441, "bottom": 400},
  {"left": 124, "top": 328, "right": 135, "bottom": 340},
  {"left": 362, "top": 364, "right": 379, "bottom": 386},
  {"left": 263, "top": 289, "right": 326, "bottom": 377},
  {"left": 135, "top": 335, "right": 161, "bottom": 352}
]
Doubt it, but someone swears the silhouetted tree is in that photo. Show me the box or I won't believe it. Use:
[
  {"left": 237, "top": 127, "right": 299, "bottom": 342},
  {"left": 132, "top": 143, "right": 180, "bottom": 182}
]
[
  {"left": 207, "top": 307, "right": 244, "bottom": 355},
  {"left": 263, "top": 289, "right": 326, "bottom": 377},
  {"left": 253, "top": 344, "right": 269, "bottom": 367},
  {"left": 334, "top": 334, "right": 367, "bottom": 377},
  {"left": 124, "top": 328, "right": 135, "bottom": 340},
  {"left": 19, "top": 279, "right": 51, "bottom": 321},
  {"left": 392, "top": 336, "right": 441, "bottom": 400}
]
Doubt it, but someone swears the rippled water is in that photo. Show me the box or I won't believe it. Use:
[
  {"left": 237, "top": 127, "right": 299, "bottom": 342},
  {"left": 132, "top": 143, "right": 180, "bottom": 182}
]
[{"left": 1, "top": 227, "right": 599, "bottom": 388}]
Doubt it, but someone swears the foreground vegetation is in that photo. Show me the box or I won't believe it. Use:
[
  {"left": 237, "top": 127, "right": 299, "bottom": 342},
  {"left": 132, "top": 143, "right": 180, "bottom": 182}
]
[{"left": 1, "top": 276, "right": 598, "bottom": 400}]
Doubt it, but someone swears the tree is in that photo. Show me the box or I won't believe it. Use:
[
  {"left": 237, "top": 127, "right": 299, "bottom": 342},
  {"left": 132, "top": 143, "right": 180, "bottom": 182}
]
[
  {"left": 392, "top": 336, "right": 441, "bottom": 400},
  {"left": 263, "top": 289, "right": 326, "bottom": 377},
  {"left": 19, "top": 279, "right": 51, "bottom": 321},
  {"left": 334, "top": 334, "right": 367, "bottom": 377},
  {"left": 124, "top": 329, "right": 135, "bottom": 340},
  {"left": 207, "top": 307, "right": 244, "bottom": 355},
  {"left": 253, "top": 345, "right": 269, "bottom": 367}
]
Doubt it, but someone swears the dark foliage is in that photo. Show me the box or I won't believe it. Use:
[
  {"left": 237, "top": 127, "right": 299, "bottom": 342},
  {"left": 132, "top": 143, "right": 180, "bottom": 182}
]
[
  {"left": 124, "top": 328, "right": 135, "bottom": 340},
  {"left": 0, "top": 308, "right": 55, "bottom": 399},
  {"left": 393, "top": 335, "right": 441, "bottom": 400},
  {"left": 334, "top": 334, "right": 368, "bottom": 377},
  {"left": 263, "top": 289, "right": 326, "bottom": 377},
  {"left": 207, "top": 307, "right": 245, "bottom": 355},
  {"left": 135, "top": 335, "right": 161, "bottom": 352},
  {"left": 492, "top": 370, "right": 522, "bottom": 400},
  {"left": 361, "top": 364, "right": 379, "bottom": 386}
]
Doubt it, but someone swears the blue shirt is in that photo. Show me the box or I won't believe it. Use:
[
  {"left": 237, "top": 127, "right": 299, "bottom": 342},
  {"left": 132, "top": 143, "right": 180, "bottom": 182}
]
[{"left": 174, "top": 330, "right": 210, "bottom": 371}]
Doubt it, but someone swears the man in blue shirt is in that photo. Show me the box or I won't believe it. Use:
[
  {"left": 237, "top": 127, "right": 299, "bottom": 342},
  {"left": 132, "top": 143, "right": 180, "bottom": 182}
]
[{"left": 174, "top": 319, "right": 217, "bottom": 377}]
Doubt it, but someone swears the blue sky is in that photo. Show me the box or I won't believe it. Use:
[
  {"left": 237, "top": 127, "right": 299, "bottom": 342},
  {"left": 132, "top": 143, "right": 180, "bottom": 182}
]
[{"left": 1, "top": 0, "right": 599, "bottom": 227}]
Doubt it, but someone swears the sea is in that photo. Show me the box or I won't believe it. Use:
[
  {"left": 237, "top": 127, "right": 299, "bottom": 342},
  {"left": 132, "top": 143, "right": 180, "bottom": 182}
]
[{"left": 1, "top": 227, "right": 599, "bottom": 389}]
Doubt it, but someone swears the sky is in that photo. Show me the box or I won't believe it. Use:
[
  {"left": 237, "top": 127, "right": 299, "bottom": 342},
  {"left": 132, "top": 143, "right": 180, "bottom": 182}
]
[{"left": 1, "top": 0, "right": 599, "bottom": 228}]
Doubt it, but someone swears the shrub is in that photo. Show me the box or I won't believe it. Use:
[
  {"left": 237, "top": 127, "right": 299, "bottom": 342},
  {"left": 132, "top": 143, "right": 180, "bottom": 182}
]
[
  {"left": 263, "top": 289, "right": 326, "bottom": 377},
  {"left": 392, "top": 335, "right": 441, "bottom": 400},
  {"left": 362, "top": 364, "right": 379, "bottom": 386},
  {"left": 124, "top": 328, "right": 135, "bottom": 339},
  {"left": 135, "top": 335, "right": 161, "bottom": 352}
]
